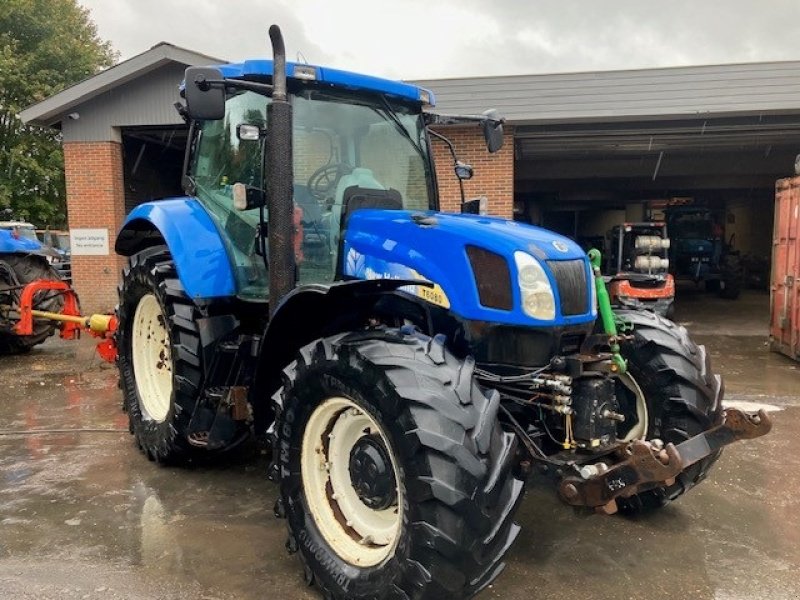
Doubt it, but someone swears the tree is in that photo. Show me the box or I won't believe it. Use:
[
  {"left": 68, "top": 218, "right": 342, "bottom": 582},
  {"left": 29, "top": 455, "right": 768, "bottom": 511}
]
[{"left": 0, "top": 0, "right": 115, "bottom": 227}]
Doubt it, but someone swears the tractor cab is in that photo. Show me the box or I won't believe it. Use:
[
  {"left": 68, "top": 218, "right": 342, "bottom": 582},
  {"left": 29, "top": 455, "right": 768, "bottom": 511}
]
[{"left": 185, "top": 64, "right": 437, "bottom": 300}]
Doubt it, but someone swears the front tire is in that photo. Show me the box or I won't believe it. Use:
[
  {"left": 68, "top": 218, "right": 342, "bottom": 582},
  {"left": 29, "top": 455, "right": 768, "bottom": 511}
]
[
  {"left": 615, "top": 310, "right": 724, "bottom": 513},
  {"left": 276, "top": 329, "right": 524, "bottom": 599},
  {"left": 117, "top": 246, "right": 203, "bottom": 463}
]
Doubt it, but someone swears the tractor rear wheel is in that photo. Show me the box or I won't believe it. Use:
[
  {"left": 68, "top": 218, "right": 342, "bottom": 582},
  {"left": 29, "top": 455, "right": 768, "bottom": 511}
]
[
  {"left": 718, "top": 254, "right": 742, "bottom": 300},
  {"left": 275, "top": 329, "right": 524, "bottom": 600},
  {"left": 117, "top": 246, "right": 204, "bottom": 463},
  {"left": 614, "top": 309, "right": 724, "bottom": 514},
  {"left": 0, "top": 254, "right": 63, "bottom": 355}
]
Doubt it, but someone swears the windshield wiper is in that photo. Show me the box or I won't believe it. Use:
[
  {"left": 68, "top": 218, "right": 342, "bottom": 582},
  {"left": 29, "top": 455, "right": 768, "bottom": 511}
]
[{"left": 375, "top": 95, "right": 427, "bottom": 162}]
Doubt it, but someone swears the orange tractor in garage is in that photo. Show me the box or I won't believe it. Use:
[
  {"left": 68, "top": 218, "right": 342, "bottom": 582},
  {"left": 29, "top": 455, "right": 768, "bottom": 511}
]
[{"left": 605, "top": 221, "right": 675, "bottom": 317}]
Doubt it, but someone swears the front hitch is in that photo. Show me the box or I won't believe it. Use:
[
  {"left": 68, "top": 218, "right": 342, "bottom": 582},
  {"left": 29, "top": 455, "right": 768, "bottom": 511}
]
[{"left": 557, "top": 407, "right": 772, "bottom": 514}]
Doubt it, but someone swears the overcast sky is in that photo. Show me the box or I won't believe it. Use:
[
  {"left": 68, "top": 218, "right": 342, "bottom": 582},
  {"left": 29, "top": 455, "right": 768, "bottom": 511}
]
[{"left": 79, "top": 0, "right": 800, "bottom": 80}]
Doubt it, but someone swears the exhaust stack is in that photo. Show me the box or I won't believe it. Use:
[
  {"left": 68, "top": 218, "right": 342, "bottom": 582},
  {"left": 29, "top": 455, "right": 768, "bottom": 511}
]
[{"left": 266, "top": 24, "right": 295, "bottom": 316}]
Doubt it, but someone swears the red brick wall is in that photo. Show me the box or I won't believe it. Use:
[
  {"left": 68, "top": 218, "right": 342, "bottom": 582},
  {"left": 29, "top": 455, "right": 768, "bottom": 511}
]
[
  {"left": 430, "top": 125, "right": 514, "bottom": 218},
  {"left": 63, "top": 141, "right": 127, "bottom": 314}
]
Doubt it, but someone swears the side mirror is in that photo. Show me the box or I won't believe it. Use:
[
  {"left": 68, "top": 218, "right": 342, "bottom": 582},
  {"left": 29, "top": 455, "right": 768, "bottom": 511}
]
[
  {"left": 454, "top": 161, "right": 473, "bottom": 180},
  {"left": 481, "top": 109, "right": 504, "bottom": 153},
  {"left": 184, "top": 66, "right": 226, "bottom": 121}
]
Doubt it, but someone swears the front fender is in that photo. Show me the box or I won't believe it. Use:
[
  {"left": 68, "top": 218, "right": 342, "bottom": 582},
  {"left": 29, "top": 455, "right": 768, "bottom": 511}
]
[
  {"left": 251, "top": 279, "right": 421, "bottom": 420},
  {"left": 115, "top": 197, "right": 236, "bottom": 300}
]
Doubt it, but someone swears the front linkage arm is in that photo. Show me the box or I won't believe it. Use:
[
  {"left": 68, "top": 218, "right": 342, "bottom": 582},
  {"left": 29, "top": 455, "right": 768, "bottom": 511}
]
[{"left": 558, "top": 406, "right": 772, "bottom": 514}]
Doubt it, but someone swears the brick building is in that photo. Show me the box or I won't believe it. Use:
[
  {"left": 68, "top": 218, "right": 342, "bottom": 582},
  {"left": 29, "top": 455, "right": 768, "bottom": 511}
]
[{"left": 21, "top": 47, "right": 800, "bottom": 312}]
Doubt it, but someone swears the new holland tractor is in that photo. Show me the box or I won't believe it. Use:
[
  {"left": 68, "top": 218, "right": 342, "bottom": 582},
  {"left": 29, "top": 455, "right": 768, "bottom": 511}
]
[{"left": 113, "top": 26, "right": 771, "bottom": 599}]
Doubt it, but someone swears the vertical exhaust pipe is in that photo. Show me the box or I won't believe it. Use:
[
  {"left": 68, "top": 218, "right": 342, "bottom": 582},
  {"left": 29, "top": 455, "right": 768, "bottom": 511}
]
[{"left": 266, "top": 24, "right": 295, "bottom": 317}]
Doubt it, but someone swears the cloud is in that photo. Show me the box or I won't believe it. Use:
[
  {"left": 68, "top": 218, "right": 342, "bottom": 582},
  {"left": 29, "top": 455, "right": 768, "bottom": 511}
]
[{"left": 79, "top": 0, "right": 800, "bottom": 80}]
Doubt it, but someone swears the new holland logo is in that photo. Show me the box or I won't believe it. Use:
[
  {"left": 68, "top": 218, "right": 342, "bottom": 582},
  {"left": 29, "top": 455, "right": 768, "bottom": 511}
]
[{"left": 552, "top": 240, "right": 569, "bottom": 253}]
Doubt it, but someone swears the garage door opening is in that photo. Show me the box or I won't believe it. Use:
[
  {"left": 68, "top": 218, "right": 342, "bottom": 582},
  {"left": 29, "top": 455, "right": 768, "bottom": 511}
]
[
  {"left": 122, "top": 125, "right": 189, "bottom": 213},
  {"left": 512, "top": 115, "right": 797, "bottom": 326}
]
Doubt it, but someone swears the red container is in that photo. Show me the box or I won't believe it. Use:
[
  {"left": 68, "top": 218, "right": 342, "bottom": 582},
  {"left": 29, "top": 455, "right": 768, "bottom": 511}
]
[{"left": 771, "top": 177, "right": 800, "bottom": 361}]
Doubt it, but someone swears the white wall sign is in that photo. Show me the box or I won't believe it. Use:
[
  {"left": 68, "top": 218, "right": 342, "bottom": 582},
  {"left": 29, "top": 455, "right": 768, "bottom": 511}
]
[{"left": 70, "top": 228, "right": 110, "bottom": 256}]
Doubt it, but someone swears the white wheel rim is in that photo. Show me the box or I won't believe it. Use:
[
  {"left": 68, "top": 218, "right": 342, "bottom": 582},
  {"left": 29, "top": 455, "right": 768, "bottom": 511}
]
[
  {"left": 131, "top": 294, "right": 173, "bottom": 423},
  {"left": 301, "top": 397, "right": 403, "bottom": 567},
  {"left": 619, "top": 373, "right": 649, "bottom": 442}
]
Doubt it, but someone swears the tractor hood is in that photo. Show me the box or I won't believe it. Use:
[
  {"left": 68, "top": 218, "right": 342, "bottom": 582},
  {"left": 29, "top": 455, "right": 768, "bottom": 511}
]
[
  {"left": 342, "top": 210, "right": 596, "bottom": 327},
  {"left": 675, "top": 238, "right": 714, "bottom": 256}
]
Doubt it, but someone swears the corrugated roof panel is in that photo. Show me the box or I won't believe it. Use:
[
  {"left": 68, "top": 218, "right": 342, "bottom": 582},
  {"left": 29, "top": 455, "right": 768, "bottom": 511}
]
[{"left": 416, "top": 61, "right": 800, "bottom": 123}]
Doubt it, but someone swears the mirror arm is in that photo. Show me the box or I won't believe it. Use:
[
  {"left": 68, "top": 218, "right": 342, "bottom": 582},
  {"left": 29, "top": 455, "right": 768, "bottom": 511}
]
[
  {"left": 425, "top": 112, "right": 505, "bottom": 128},
  {"left": 173, "top": 101, "right": 189, "bottom": 124},
  {"left": 191, "top": 77, "right": 275, "bottom": 97},
  {"left": 427, "top": 128, "right": 466, "bottom": 207}
]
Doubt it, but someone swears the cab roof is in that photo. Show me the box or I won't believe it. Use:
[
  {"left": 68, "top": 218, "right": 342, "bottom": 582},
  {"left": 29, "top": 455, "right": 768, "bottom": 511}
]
[{"left": 215, "top": 59, "right": 435, "bottom": 106}]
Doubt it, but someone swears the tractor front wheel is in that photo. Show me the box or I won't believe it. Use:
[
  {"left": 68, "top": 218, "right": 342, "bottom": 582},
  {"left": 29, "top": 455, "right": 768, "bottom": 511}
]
[
  {"left": 276, "top": 329, "right": 524, "bottom": 600},
  {"left": 615, "top": 309, "right": 724, "bottom": 513}
]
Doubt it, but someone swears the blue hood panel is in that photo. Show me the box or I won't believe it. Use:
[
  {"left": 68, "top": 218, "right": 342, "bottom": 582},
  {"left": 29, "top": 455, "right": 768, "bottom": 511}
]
[{"left": 343, "top": 210, "right": 596, "bottom": 327}]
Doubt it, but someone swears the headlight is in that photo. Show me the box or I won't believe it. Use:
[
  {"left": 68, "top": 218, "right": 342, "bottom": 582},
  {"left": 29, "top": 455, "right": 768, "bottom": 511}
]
[{"left": 514, "top": 251, "right": 556, "bottom": 320}]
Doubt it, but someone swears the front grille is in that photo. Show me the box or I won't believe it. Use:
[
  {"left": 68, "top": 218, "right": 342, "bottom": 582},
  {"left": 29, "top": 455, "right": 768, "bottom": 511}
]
[
  {"left": 547, "top": 259, "right": 589, "bottom": 316},
  {"left": 466, "top": 246, "right": 513, "bottom": 310}
]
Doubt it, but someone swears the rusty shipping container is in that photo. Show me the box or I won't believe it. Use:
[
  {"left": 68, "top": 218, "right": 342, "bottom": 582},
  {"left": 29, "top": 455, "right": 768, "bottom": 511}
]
[{"left": 771, "top": 176, "right": 800, "bottom": 361}]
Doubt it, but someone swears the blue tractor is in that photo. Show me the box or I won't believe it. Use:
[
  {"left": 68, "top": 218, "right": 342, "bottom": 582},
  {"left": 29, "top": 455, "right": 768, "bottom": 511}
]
[
  {"left": 0, "top": 225, "right": 64, "bottom": 354},
  {"left": 114, "top": 26, "right": 770, "bottom": 599}
]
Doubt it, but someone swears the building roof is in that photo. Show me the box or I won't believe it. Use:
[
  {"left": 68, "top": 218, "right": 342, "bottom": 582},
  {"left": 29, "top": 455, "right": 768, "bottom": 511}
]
[
  {"left": 415, "top": 60, "right": 800, "bottom": 124},
  {"left": 23, "top": 43, "right": 800, "bottom": 129},
  {"left": 21, "top": 43, "right": 224, "bottom": 127}
]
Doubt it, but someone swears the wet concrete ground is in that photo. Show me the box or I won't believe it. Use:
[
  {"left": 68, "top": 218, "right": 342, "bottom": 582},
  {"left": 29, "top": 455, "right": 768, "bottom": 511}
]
[{"left": 1, "top": 290, "right": 798, "bottom": 599}]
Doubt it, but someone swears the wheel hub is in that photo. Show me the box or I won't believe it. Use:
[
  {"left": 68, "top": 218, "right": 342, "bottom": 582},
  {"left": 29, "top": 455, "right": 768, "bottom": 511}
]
[
  {"left": 349, "top": 434, "right": 397, "bottom": 510},
  {"left": 300, "top": 397, "right": 403, "bottom": 567}
]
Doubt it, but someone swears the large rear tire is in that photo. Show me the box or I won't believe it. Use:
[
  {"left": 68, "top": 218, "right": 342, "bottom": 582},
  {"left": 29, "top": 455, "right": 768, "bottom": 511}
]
[
  {"left": 0, "top": 254, "right": 63, "bottom": 355},
  {"left": 275, "top": 329, "right": 524, "bottom": 600},
  {"left": 117, "top": 246, "right": 203, "bottom": 463},
  {"left": 718, "top": 254, "right": 742, "bottom": 300},
  {"left": 615, "top": 309, "right": 724, "bottom": 514}
]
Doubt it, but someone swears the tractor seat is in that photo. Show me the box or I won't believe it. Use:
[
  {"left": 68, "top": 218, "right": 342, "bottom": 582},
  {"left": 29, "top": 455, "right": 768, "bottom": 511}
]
[{"left": 341, "top": 186, "right": 403, "bottom": 228}]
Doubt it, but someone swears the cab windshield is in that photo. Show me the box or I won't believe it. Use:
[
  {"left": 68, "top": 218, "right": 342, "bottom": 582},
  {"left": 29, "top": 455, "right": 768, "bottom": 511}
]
[{"left": 191, "top": 87, "right": 433, "bottom": 300}]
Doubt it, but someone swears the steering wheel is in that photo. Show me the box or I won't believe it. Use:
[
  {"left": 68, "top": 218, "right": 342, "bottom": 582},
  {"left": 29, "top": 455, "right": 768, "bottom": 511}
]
[{"left": 307, "top": 163, "right": 353, "bottom": 201}]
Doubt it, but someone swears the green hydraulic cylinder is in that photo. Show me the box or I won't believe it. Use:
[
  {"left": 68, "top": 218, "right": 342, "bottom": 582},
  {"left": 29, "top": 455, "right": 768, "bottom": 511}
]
[{"left": 588, "top": 248, "right": 627, "bottom": 375}]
